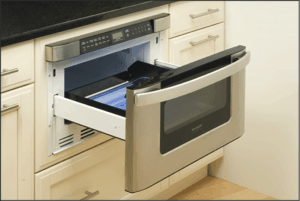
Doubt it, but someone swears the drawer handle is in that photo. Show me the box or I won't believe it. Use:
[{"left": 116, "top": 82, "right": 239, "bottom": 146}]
[
  {"left": 1, "top": 104, "right": 19, "bottom": 113},
  {"left": 80, "top": 190, "right": 99, "bottom": 200},
  {"left": 190, "top": 8, "right": 219, "bottom": 19},
  {"left": 190, "top": 35, "right": 219, "bottom": 46},
  {"left": 1, "top": 68, "right": 19, "bottom": 76}
]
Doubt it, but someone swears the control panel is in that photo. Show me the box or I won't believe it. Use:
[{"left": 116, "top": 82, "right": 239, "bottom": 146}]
[{"left": 80, "top": 21, "right": 153, "bottom": 54}]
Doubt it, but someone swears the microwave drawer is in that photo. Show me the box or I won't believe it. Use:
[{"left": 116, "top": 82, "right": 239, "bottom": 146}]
[{"left": 52, "top": 46, "right": 250, "bottom": 193}]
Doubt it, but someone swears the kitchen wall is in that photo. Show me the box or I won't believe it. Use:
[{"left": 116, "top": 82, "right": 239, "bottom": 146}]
[{"left": 209, "top": 2, "right": 298, "bottom": 200}]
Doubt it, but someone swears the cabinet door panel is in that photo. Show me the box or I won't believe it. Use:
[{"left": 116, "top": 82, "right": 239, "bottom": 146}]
[
  {"left": 1, "top": 84, "right": 34, "bottom": 200},
  {"left": 169, "top": 23, "right": 224, "bottom": 66},
  {"left": 1, "top": 104, "right": 18, "bottom": 200}
]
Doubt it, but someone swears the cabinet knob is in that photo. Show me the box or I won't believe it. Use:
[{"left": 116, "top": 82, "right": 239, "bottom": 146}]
[{"left": 80, "top": 190, "right": 99, "bottom": 200}]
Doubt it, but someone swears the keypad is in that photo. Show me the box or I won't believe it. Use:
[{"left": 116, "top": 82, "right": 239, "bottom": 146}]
[{"left": 80, "top": 21, "right": 152, "bottom": 54}]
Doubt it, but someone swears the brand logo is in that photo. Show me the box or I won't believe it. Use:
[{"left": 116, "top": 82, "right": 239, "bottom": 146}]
[{"left": 192, "top": 124, "right": 203, "bottom": 132}]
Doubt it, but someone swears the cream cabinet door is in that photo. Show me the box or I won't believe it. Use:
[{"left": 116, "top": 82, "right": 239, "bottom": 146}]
[
  {"left": 1, "top": 84, "right": 34, "bottom": 200},
  {"left": 169, "top": 23, "right": 224, "bottom": 66}
]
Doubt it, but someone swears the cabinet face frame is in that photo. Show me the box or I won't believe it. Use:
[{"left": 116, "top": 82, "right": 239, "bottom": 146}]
[
  {"left": 1, "top": 84, "right": 34, "bottom": 200},
  {"left": 34, "top": 5, "right": 169, "bottom": 173}
]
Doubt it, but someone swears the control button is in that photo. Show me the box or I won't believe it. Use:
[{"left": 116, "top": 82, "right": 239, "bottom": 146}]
[
  {"left": 98, "top": 37, "right": 101, "bottom": 40},
  {"left": 102, "top": 36, "right": 105, "bottom": 39},
  {"left": 89, "top": 39, "right": 93, "bottom": 43},
  {"left": 147, "top": 24, "right": 150, "bottom": 26},
  {"left": 132, "top": 33, "right": 134, "bottom": 35},
  {"left": 106, "top": 36, "right": 109, "bottom": 38},
  {"left": 126, "top": 34, "right": 130, "bottom": 37},
  {"left": 103, "top": 41, "right": 106, "bottom": 43},
  {"left": 107, "top": 40, "right": 110, "bottom": 43},
  {"left": 87, "top": 45, "right": 90, "bottom": 48},
  {"left": 95, "top": 43, "right": 98, "bottom": 46},
  {"left": 86, "top": 41, "right": 89, "bottom": 44},
  {"left": 138, "top": 31, "right": 140, "bottom": 33},
  {"left": 99, "top": 41, "right": 102, "bottom": 44},
  {"left": 125, "top": 29, "right": 129, "bottom": 33},
  {"left": 91, "top": 44, "right": 94, "bottom": 47},
  {"left": 148, "top": 28, "right": 150, "bottom": 31},
  {"left": 94, "top": 38, "right": 97, "bottom": 42},
  {"left": 82, "top": 46, "right": 86, "bottom": 49},
  {"left": 81, "top": 42, "right": 86, "bottom": 45}
]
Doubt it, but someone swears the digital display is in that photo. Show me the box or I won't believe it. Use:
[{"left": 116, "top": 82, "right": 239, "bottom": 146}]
[{"left": 112, "top": 31, "right": 123, "bottom": 39}]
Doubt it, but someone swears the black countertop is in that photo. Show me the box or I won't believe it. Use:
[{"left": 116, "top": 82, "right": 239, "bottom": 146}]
[{"left": 1, "top": 1, "right": 174, "bottom": 47}]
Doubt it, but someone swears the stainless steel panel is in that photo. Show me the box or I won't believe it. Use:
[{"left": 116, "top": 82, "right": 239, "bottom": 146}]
[
  {"left": 45, "top": 41, "right": 80, "bottom": 62},
  {"left": 154, "top": 15, "right": 170, "bottom": 32}
]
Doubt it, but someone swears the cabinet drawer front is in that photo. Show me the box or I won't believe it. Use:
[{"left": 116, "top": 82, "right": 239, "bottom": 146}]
[
  {"left": 169, "top": 23, "right": 224, "bottom": 66},
  {"left": 1, "top": 40, "right": 34, "bottom": 92},
  {"left": 169, "top": 1, "right": 224, "bottom": 38},
  {"left": 35, "top": 139, "right": 129, "bottom": 200}
]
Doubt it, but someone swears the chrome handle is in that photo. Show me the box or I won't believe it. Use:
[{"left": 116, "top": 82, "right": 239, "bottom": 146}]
[
  {"left": 80, "top": 190, "right": 99, "bottom": 200},
  {"left": 190, "top": 8, "right": 219, "bottom": 19},
  {"left": 1, "top": 68, "right": 19, "bottom": 76},
  {"left": 1, "top": 104, "right": 20, "bottom": 113},
  {"left": 134, "top": 51, "right": 251, "bottom": 106},
  {"left": 190, "top": 35, "right": 219, "bottom": 46}
]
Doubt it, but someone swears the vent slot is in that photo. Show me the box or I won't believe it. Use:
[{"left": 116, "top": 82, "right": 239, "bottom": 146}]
[
  {"left": 60, "top": 141, "right": 74, "bottom": 148},
  {"left": 81, "top": 132, "right": 95, "bottom": 140},
  {"left": 59, "top": 134, "right": 74, "bottom": 141},
  {"left": 81, "top": 128, "right": 91, "bottom": 132},
  {"left": 81, "top": 129, "right": 94, "bottom": 136},
  {"left": 59, "top": 137, "right": 74, "bottom": 145}
]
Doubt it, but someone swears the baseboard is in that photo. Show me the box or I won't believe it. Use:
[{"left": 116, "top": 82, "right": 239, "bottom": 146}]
[{"left": 150, "top": 166, "right": 208, "bottom": 200}]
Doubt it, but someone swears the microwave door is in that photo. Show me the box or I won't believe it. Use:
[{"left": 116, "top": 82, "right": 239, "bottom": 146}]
[{"left": 125, "top": 45, "right": 250, "bottom": 192}]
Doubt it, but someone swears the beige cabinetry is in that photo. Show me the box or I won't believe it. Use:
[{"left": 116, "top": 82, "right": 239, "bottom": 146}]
[
  {"left": 1, "top": 40, "right": 34, "bottom": 93},
  {"left": 1, "top": 84, "right": 34, "bottom": 200},
  {"left": 35, "top": 139, "right": 223, "bottom": 200}
]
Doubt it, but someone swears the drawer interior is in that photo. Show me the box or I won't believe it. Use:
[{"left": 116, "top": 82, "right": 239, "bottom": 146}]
[{"left": 65, "top": 61, "right": 170, "bottom": 117}]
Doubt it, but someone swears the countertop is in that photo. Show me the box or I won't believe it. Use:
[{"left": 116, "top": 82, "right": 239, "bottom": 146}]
[{"left": 1, "top": 1, "right": 174, "bottom": 47}]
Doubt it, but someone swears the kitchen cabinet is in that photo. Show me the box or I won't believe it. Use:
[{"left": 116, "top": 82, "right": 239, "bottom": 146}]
[
  {"left": 1, "top": 40, "right": 34, "bottom": 93},
  {"left": 1, "top": 84, "right": 34, "bottom": 200},
  {"left": 169, "top": 23, "right": 224, "bottom": 66},
  {"left": 169, "top": 1, "right": 224, "bottom": 38}
]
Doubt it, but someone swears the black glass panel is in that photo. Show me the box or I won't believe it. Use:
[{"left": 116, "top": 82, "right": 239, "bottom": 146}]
[{"left": 160, "top": 77, "right": 231, "bottom": 154}]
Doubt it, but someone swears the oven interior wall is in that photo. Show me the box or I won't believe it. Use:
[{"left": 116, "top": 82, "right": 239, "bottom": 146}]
[{"left": 65, "top": 42, "right": 150, "bottom": 92}]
